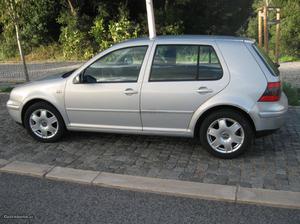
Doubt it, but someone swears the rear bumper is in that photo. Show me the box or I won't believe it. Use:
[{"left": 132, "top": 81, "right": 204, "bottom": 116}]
[{"left": 249, "top": 93, "right": 288, "bottom": 131}]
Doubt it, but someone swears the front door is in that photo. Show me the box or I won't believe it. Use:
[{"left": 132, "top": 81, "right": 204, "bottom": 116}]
[{"left": 65, "top": 45, "right": 148, "bottom": 131}]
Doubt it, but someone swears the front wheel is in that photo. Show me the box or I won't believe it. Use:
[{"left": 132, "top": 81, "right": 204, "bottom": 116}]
[
  {"left": 24, "top": 102, "right": 65, "bottom": 142},
  {"left": 199, "top": 110, "right": 254, "bottom": 159}
]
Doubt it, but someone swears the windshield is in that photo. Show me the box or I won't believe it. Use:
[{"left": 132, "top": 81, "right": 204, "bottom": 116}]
[{"left": 252, "top": 44, "right": 279, "bottom": 76}]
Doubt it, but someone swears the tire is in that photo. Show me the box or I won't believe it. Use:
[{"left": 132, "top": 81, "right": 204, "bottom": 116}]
[
  {"left": 199, "top": 109, "right": 254, "bottom": 159},
  {"left": 24, "top": 102, "right": 65, "bottom": 142}
]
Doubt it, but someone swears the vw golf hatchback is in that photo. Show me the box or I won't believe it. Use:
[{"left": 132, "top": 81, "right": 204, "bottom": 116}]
[{"left": 7, "top": 36, "right": 288, "bottom": 158}]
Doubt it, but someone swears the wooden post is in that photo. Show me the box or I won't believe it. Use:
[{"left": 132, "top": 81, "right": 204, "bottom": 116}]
[
  {"left": 275, "top": 8, "right": 280, "bottom": 64},
  {"left": 263, "top": 6, "right": 269, "bottom": 53},
  {"left": 258, "top": 10, "right": 263, "bottom": 48}
]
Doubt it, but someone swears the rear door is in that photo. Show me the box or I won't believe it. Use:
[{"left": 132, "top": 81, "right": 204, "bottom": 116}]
[{"left": 140, "top": 40, "right": 229, "bottom": 134}]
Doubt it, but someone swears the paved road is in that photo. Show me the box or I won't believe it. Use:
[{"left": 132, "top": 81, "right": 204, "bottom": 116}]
[
  {"left": 0, "top": 173, "right": 299, "bottom": 224},
  {"left": 1, "top": 94, "right": 300, "bottom": 192}
]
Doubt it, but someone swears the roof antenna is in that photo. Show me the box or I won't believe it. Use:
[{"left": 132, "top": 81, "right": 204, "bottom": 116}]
[{"left": 145, "top": 0, "right": 156, "bottom": 39}]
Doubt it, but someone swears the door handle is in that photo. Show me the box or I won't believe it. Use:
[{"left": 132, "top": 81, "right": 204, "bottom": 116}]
[
  {"left": 124, "top": 88, "right": 138, "bottom": 95},
  {"left": 196, "top": 87, "right": 213, "bottom": 94}
]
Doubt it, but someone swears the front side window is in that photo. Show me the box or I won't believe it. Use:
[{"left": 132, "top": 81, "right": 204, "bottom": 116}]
[
  {"left": 82, "top": 46, "right": 148, "bottom": 83},
  {"left": 150, "top": 45, "right": 223, "bottom": 82}
]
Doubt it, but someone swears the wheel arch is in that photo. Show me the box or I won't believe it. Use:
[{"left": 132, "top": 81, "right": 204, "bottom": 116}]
[
  {"left": 21, "top": 98, "right": 66, "bottom": 126},
  {"left": 193, "top": 105, "right": 256, "bottom": 138}
]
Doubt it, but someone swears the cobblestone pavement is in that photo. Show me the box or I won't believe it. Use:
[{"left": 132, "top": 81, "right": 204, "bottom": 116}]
[
  {"left": 0, "top": 62, "right": 82, "bottom": 82},
  {"left": 0, "top": 94, "right": 300, "bottom": 192}
]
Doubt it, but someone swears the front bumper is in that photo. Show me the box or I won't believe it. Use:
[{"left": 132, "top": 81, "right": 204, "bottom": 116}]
[
  {"left": 7, "top": 100, "right": 22, "bottom": 124},
  {"left": 249, "top": 93, "right": 288, "bottom": 131}
]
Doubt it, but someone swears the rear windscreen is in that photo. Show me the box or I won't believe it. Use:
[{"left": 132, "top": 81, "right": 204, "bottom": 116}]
[{"left": 252, "top": 44, "right": 279, "bottom": 76}]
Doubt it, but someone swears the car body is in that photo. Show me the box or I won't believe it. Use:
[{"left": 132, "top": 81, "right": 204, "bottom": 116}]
[{"left": 7, "top": 35, "right": 288, "bottom": 158}]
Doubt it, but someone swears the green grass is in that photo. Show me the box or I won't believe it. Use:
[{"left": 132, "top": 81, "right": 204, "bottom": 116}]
[
  {"left": 279, "top": 55, "right": 300, "bottom": 63},
  {"left": 0, "top": 86, "right": 14, "bottom": 92}
]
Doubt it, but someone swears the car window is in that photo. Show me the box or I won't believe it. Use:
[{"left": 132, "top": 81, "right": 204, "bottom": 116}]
[
  {"left": 150, "top": 45, "right": 198, "bottom": 81},
  {"left": 82, "top": 46, "right": 148, "bottom": 83},
  {"left": 149, "top": 45, "right": 223, "bottom": 82},
  {"left": 198, "top": 46, "right": 223, "bottom": 80},
  {"left": 252, "top": 44, "right": 279, "bottom": 77}
]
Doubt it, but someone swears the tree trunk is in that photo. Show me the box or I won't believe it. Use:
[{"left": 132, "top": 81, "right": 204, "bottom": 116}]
[
  {"left": 67, "top": 0, "right": 76, "bottom": 16},
  {"left": 15, "top": 24, "right": 29, "bottom": 82}
]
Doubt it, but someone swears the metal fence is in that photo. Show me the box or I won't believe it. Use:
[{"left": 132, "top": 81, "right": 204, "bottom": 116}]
[{"left": 0, "top": 62, "right": 82, "bottom": 82}]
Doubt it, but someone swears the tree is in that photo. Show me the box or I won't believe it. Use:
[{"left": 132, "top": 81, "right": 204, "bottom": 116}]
[
  {"left": 245, "top": 0, "right": 300, "bottom": 58},
  {"left": 0, "top": 0, "right": 29, "bottom": 81}
]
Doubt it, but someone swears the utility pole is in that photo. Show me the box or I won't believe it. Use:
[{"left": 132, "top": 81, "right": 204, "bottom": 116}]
[{"left": 145, "top": 0, "right": 156, "bottom": 39}]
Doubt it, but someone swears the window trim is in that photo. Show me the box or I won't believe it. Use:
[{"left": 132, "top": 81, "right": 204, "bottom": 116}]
[
  {"left": 148, "top": 44, "right": 223, "bottom": 82},
  {"left": 80, "top": 45, "right": 149, "bottom": 84}
]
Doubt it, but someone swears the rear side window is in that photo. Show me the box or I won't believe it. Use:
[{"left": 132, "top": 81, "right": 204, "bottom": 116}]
[
  {"left": 150, "top": 45, "right": 223, "bottom": 81},
  {"left": 253, "top": 44, "right": 279, "bottom": 76}
]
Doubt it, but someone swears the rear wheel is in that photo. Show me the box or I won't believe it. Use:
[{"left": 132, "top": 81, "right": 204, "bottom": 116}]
[
  {"left": 199, "top": 110, "right": 254, "bottom": 159},
  {"left": 24, "top": 102, "right": 65, "bottom": 142}
]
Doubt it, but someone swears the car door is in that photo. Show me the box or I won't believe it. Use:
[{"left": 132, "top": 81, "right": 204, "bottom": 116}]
[
  {"left": 65, "top": 45, "right": 149, "bottom": 132},
  {"left": 141, "top": 41, "right": 229, "bottom": 135}
]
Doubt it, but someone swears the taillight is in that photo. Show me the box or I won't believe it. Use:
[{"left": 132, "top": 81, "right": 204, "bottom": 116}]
[{"left": 258, "top": 82, "right": 281, "bottom": 102}]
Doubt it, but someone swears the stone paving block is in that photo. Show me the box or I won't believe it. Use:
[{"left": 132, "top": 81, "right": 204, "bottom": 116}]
[
  {"left": 93, "top": 172, "right": 236, "bottom": 202},
  {"left": 0, "top": 161, "right": 53, "bottom": 177},
  {"left": 46, "top": 166, "right": 99, "bottom": 184},
  {"left": 237, "top": 187, "right": 300, "bottom": 209}
]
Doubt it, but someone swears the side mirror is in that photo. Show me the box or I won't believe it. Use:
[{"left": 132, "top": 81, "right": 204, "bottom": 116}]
[
  {"left": 275, "top": 63, "right": 280, "bottom": 68},
  {"left": 73, "top": 75, "right": 80, "bottom": 84}
]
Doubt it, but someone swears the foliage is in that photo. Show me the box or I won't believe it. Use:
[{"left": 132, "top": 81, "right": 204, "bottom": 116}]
[
  {"left": 0, "top": 86, "right": 13, "bottom": 92},
  {"left": 0, "top": 24, "right": 18, "bottom": 60},
  {"left": 245, "top": 0, "right": 300, "bottom": 58},
  {"left": 25, "top": 43, "right": 64, "bottom": 61},
  {"left": 108, "top": 5, "right": 140, "bottom": 43},
  {"left": 279, "top": 55, "right": 300, "bottom": 63},
  {"left": 90, "top": 4, "right": 110, "bottom": 51},
  {"left": 283, "top": 82, "right": 300, "bottom": 106},
  {"left": 91, "top": 4, "right": 141, "bottom": 51},
  {"left": 57, "top": 12, "right": 93, "bottom": 60},
  {"left": 0, "top": 0, "right": 61, "bottom": 57},
  {"left": 0, "top": 0, "right": 298, "bottom": 61}
]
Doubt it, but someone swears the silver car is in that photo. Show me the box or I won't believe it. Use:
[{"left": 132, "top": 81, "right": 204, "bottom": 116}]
[{"left": 7, "top": 35, "right": 288, "bottom": 158}]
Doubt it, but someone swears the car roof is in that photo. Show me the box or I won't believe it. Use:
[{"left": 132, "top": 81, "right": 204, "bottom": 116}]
[{"left": 119, "top": 35, "right": 254, "bottom": 45}]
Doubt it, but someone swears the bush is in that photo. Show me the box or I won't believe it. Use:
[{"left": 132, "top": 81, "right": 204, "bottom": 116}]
[
  {"left": 91, "top": 4, "right": 140, "bottom": 52},
  {"left": 58, "top": 12, "right": 93, "bottom": 60},
  {"left": 25, "top": 43, "right": 64, "bottom": 61},
  {"left": 283, "top": 82, "right": 300, "bottom": 106},
  {"left": 0, "top": 25, "right": 18, "bottom": 60}
]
